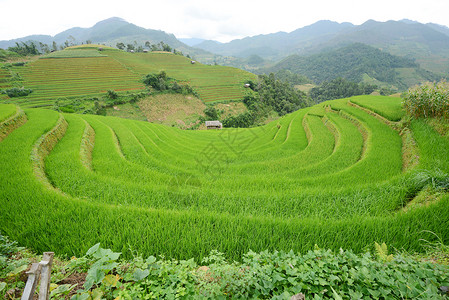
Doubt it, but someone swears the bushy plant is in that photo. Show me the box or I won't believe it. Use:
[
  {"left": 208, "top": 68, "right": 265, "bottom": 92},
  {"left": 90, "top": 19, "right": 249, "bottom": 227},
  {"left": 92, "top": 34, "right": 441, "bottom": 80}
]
[
  {"left": 106, "top": 90, "right": 118, "bottom": 100},
  {"left": 66, "top": 244, "right": 449, "bottom": 299},
  {"left": 143, "top": 71, "right": 198, "bottom": 96},
  {"left": 204, "top": 106, "right": 220, "bottom": 120},
  {"left": 1, "top": 87, "right": 33, "bottom": 97},
  {"left": 403, "top": 80, "right": 449, "bottom": 119},
  {"left": 0, "top": 233, "right": 18, "bottom": 257}
]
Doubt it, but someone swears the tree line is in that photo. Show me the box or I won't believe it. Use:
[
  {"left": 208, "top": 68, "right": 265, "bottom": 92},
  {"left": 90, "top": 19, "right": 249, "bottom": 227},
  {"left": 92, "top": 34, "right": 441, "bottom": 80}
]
[{"left": 4, "top": 39, "right": 188, "bottom": 57}]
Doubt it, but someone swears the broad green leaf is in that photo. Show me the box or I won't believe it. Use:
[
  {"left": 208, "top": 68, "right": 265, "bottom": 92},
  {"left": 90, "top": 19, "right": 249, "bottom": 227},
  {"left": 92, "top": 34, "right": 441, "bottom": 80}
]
[
  {"left": 7, "top": 264, "right": 28, "bottom": 277},
  {"left": 146, "top": 256, "right": 156, "bottom": 264},
  {"left": 86, "top": 243, "right": 100, "bottom": 256},
  {"left": 51, "top": 284, "right": 77, "bottom": 297},
  {"left": 71, "top": 293, "right": 90, "bottom": 300},
  {"left": 0, "top": 282, "right": 6, "bottom": 292},
  {"left": 133, "top": 268, "right": 150, "bottom": 281},
  {"left": 89, "top": 267, "right": 106, "bottom": 284}
]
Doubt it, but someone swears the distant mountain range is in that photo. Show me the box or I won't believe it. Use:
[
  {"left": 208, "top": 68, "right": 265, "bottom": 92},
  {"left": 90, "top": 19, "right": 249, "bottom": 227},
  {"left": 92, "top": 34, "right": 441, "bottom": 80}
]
[
  {"left": 194, "top": 19, "right": 449, "bottom": 75},
  {"left": 1, "top": 17, "right": 448, "bottom": 86}
]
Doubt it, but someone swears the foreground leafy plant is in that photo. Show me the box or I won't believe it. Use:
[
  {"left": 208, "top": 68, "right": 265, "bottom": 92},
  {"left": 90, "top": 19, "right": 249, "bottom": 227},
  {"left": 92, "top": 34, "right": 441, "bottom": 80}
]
[{"left": 68, "top": 243, "right": 449, "bottom": 299}]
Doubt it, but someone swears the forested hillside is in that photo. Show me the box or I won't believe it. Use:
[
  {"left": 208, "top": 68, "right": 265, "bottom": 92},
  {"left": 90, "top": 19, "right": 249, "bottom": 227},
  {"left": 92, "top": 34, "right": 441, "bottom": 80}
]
[{"left": 267, "top": 43, "right": 441, "bottom": 90}]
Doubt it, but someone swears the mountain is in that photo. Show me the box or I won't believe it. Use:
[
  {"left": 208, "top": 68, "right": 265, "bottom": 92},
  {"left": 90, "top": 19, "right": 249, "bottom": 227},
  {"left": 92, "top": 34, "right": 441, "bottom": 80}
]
[
  {"left": 425, "top": 23, "right": 449, "bottom": 37},
  {"left": 195, "top": 20, "right": 354, "bottom": 59},
  {"left": 0, "top": 17, "right": 214, "bottom": 62},
  {"left": 193, "top": 19, "right": 449, "bottom": 74},
  {"left": 178, "top": 38, "right": 208, "bottom": 47},
  {"left": 266, "top": 43, "right": 442, "bottom": 90}
]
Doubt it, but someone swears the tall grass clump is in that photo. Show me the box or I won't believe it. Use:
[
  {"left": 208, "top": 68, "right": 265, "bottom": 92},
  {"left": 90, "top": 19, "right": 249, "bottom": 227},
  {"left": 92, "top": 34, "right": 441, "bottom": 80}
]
[{"left": 403, "top": 80, "right": 449, "bottom": 119}]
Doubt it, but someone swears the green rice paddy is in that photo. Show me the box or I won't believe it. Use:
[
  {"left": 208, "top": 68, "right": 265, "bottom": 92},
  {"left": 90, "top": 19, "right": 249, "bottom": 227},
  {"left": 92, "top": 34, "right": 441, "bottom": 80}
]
[
  {"left": 2, "top": 47, "right": 256, "bottom": 107},
  {"left": 0, "top": 95, "right": 448, "bottom": 261}
]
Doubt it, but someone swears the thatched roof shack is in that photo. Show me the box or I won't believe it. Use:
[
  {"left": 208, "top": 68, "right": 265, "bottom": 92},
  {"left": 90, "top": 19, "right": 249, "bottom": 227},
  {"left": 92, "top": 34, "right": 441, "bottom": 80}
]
[{"left": 205, "top": 120, "right": 222, "bottom": 129}]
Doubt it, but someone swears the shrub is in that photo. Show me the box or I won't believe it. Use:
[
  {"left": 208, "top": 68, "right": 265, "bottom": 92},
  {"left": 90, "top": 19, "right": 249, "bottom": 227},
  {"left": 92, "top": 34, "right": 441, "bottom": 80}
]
[
  {"left": 0, "top": 233, "right": 18, "bottom": 257},
  {"left": 204, "top": 106, "right": 220, "bottom": 120},
  {"left": 1, "top": 87, "right": 33, "bottom": 97},
  {"left": 222, "top": 111, "right": 256, "bottom": 128},
  {"left": 403, "top": 81, "right": 449, "bottom": 119},
  {"left": 107, "top": 90, "right": 118, "bottom": 100}
]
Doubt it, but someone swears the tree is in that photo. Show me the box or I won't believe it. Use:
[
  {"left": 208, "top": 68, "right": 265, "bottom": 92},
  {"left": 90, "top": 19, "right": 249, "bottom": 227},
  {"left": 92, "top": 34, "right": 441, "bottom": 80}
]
[
  {"left": 107, "top": 90, "right": 118, "bottom": 99},
  {"left": 39, "top": 42, "right": 50, "bottom": 54},
  {"left": 116, "top": 43, "right": 125, "bottom": 50},
  {"left": 126, "top": 44, "right": 135, "bottom": 52},
  {"left": 151, "top": 44, "right": 160, "bottom": 51},
  {"left": 8, "top": 41, "right": 40, "bottom": 56},
  {"left": 145, "top": 41, "right": 151, "bottom": 49},
  {"left": 52, "top": 41, "right": 58, "bottom": 51},
  {"left": 309, "top": 77, "right": 377, "bottom": 103},
  {"left": 162, "top": 43, "right": 172, "bottom": 52},
  {"left": 67, "top": 35, "right": 76, "bottom": 47}
]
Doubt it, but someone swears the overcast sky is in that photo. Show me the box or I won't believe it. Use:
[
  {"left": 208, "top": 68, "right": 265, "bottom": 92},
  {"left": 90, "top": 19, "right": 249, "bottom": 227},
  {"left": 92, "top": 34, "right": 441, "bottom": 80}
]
[{"left": 1, "top": 0, "right": 448, "bottom": 43}]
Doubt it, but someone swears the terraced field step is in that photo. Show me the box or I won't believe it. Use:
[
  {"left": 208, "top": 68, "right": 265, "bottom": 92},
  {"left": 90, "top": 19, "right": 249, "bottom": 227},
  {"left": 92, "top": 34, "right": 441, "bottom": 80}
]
[
  {"left": 1, "top": 95, "right": 449, "bottom": 263},
  {"left": 0, "top": 104, "right": 27, "bottom": 142}
]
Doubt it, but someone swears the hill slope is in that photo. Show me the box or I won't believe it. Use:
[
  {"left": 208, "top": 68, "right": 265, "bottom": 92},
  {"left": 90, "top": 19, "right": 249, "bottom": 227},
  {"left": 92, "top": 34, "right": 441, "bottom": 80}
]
[
  {"left": 0, "top": 46, "right": 256, "bottom": 107},
  {"left": 0, "top": 96, "right": 448, "bottom": 261},
  {"left": 267, "top": 43, "right": 441, "bottom": 90}
]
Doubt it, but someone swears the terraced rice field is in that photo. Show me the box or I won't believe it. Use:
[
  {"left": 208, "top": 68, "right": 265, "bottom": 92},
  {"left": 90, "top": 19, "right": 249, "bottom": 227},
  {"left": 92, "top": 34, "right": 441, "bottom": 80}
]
[
  {"left": 104, "top": 50, "right": 256, "bottom": 102},
  {"left": 351, "top": 95, "right": 405, "bottom": 121},
  {"left": 0, "top": 95, "right": 448, "bottom": 260},
  {"left": 0, "top": 67, "right": 11, "bottom": 94},
  {"left": 2, "top": 48, "right": 256, "bottom": 107},
  {"left": 10, "top": 56, "right": 144, "bottom": 107}
]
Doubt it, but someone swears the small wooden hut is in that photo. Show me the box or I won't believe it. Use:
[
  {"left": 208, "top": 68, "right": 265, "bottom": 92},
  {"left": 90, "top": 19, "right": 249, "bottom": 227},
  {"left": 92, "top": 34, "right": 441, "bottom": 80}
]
[{"left": 205, "top": 120, "right": 222, "bottom": 129}]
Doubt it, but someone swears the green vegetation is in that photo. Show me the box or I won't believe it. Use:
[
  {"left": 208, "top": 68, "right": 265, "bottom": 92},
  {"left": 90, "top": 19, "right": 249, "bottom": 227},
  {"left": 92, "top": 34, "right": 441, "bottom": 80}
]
[
  {"left": 0, "top": 95, "right": 448, "bottom": 269},
  {"left": 268, "top": 43, "right": 442, "bottom": 91},
  {"left": 309, "top": 77, "right": 376, "bottom": 103},
  {"left": 350, "top": 95, "right": 405, "bottom": 121},
  {"left": 0, "top": 49, "right": 21, "bottom": 62},
  {"left": 0, "top": 104, "right": 16, "bottom": 122},
  {"left": 0, "top": 87, "right": 33, "bottom": 98},
  {"left": 219, "top": 73, "right": 310, "bottom": 127},
  {"left": 106, "top": 50, "right": 256, "bottom": 102},
  {"left": 6, "top": 55, "right": 144, "bottom": 107},
  {"left": 7, "top": 41, "right": 40, "bottom": 56},
  {"left": 403, "top": 80, "right": 449, "bottom": 119},
  {"left": 142, "top": 71, "right": 197, "bottom": 96},
  {"left": 1, "top": 237, "right": 448, "bottom": 299},
  {"left": 41, "top": 49, "right": 107, "bottom": 58},
  {"left": 273, "top": 70, "right": 311, "bottom": 86}
]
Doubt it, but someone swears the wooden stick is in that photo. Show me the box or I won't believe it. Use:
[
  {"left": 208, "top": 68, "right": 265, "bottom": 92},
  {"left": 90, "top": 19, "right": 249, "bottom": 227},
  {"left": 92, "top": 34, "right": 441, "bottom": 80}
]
[
  {"left": 38, "top": 252, "right": 54, "bottom": 300},
  {"left": 21, "top": 263, "right": 42, "bottom": 300}
]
